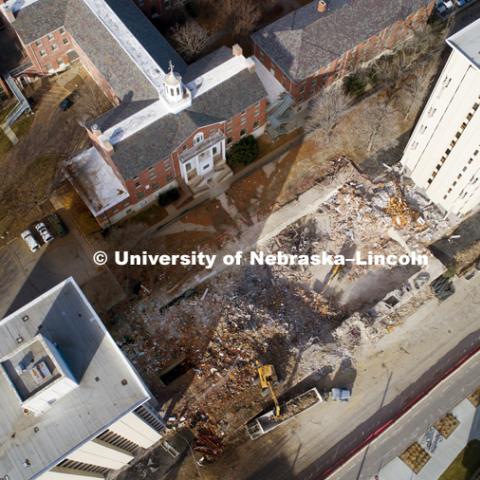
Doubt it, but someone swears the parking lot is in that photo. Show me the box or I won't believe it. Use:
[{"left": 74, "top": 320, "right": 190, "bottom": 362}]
[{"left": 0, "top": 210, "right": 126, "bottom": 318}]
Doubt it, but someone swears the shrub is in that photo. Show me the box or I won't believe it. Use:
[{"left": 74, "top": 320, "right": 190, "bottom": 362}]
[
  {"left": 343, "top": 73, "right": 367, "bottom": 97},
  {"left": 227, "top": 135, "right": 259, "bottom": 168},
  {"left": 158, "top": 187, "right": 180, "bottom": 206}
]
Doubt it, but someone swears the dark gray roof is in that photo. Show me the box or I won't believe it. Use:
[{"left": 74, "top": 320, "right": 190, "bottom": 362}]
[
  {"left": 12, "top": 0, "right": 186, "bottom": 104},
  {"left": 252, "top": 0, "right": 432, "bottom": 82},
  {"left": 12, "top": 0, "right": 67, "bottom": 43},
  {"left": 111, "top": 68, "right": 267, "bottom": 179},
  {"left": 104, "top": 0, "right": 186, "bottom": 75},
  {"left": 0, "top": 278, "right": 150, "bottom": 480},
  {"left": 65, "top": 0, "right": 158, "bottom": 103},
  {"left": 183, "top": 46, "right": 233, "bottom": 84}
]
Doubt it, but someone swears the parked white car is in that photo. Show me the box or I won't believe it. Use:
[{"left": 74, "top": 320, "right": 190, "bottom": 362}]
[
  {"left": 443, "top": 0, "right": 455, "bottom": 8},
  {"left": 21, "top": 230, "right": 40, "bottom": 252},
  {"left": 35, "top": 222, "right": 54, "bottom": 243}
]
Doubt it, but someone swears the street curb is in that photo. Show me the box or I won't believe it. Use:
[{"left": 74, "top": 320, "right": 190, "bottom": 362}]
[{"left": 321, "top": 344, "right": 480, "bottom": 479}]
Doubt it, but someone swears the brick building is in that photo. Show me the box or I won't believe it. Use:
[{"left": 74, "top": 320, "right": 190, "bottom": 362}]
[
  {"left": 0, "top": 0, "right": 268, "bottom": 227},
  {"left": 252, "top": 0, "right": 436, "bottom": 104}
]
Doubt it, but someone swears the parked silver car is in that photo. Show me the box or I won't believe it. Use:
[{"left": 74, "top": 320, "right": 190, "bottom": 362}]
[
  {"left": 21, "top": 230, "right": 40, "bottom": 252},
  {"left": 35, "top": 222, "right": 54, "bottom": 243}
]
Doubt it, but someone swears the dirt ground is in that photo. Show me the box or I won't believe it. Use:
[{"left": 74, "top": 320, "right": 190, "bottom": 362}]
[{"left": 0, "top": 65, "right": 111, "bottom": 241}]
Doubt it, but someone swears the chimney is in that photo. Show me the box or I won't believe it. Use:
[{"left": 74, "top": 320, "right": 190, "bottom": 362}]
[
  {"left": 317, "top": 0, "right": 327, "bottom": 13},
  {"left": 232, "top": 44, "right": 243, "bottom": 57},
  {"left": 1, "top": 3, "right": 16, "bottom": 23},
  {"left": 88, "top": 124, "right": 113, "bottom": 154}
]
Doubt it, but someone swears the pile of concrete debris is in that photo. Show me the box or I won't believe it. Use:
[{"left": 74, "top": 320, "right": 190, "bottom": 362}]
[{"left": 110, "top": 165, "right": 446, "bottom": 455}]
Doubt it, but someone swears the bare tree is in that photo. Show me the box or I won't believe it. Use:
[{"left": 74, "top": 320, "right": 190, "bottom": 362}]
[
  {"left": 171, "top": 21, "right": 208, "bottom": 60},
  {"left": 207, "top": 0, "right": 260, "bottom": 36},
  {"left": 233, "top": 0, "right": 261, "bottom": 35},
  {"left": 305, "top": 86, "right": 349, "bottom": 141}
]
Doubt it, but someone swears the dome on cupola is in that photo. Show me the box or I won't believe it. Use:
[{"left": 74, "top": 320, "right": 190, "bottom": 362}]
[{"left": 164, "top": 60, "right": 184, "bottom": 103}]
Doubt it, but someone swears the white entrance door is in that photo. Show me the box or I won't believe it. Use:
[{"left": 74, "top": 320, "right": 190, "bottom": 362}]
[{"left": 198, "top": 151, "right": 213, "bottom": 175}]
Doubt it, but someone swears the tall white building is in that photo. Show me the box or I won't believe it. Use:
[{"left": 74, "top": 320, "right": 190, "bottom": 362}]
[
  {"left": 401, "top": 18, "right": 480, "bottom": 218},
  {"left": 0, "top": 278, "right": 166, "bottom": 480}
]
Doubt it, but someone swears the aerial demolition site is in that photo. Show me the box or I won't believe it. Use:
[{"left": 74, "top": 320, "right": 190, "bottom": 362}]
[{"left": 107, "top": 157, "right": 448, "bottom": 461}]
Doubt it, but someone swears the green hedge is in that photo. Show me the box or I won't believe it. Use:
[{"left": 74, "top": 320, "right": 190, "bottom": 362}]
[{"left": 227, "top": 135, "right": 259, "bottom": 168}]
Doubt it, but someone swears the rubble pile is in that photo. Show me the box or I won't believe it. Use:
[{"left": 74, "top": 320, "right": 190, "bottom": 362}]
[
  {"left": 109, "top": 163, "right": 447, "bottom": 454},
  {"left": 112, "top": 262, "right": 346, "bottom": 447}
]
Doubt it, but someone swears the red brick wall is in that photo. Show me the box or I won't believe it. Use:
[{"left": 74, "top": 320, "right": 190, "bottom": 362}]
[
  {"left": 25, "top": 27, "right": 74, "bottom": 72},
  {"left": 73, "top": 38, "right": 119, "bottom": 105},
  {"left": 104, "top": 97, "right": 267, "bottom": 213}
]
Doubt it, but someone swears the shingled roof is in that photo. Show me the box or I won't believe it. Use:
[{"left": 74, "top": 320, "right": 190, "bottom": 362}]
[
  {"left": 111, "top": 68, "right": 267, "bottom": 179},
  {"left": 12, "top": 0, "right": 186, "bottom": 104},
  {"left": 252, "top": 0, "right": 432, "bottom": 82}
]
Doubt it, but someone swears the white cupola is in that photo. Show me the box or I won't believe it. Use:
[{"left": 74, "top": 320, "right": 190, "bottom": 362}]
[{"left": 164, "top": 60, "right": 184, "bottom": 103}]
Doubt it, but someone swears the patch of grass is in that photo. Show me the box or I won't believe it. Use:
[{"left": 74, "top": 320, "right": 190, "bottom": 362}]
[
  {"left": 0, "top": 129, "right": 12, "bottom": 156},
  {"left": 128, "top": 203, "right": 169, "bottom": 227},
  {"left": 0, "top": 113, "right": 34, "bottom": 157},
  {"left": 439, "top": 440, "right": 480, "bottom": 480},
  {"left": 0, "top": 153, "right": 59, "bottom": 238},
  {"left": 12, "top": 113, "right": 34, "bottom": 137}
]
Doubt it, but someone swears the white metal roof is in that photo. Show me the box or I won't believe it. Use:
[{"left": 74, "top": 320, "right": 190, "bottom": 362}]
[
  {"left": 447, "top": 18, "right": 480, "bottom": 70},
  {"left": 0, "top": 278, "right": 150, "bottom": 480}
]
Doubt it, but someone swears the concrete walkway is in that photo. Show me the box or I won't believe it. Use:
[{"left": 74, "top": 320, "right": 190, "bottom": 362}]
[{"left": 0, "top": 123, "right": 18, "bottom": 145}]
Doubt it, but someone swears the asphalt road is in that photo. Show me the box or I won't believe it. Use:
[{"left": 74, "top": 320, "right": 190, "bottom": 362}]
[
  {"left": 334, "top": 350, "right": 480, "bottom": 480},
  {"left": 190, "top": 273, "right": 480, "bottom": 480},
  {"left": 0, "top": 214, "right": 98, "bottom": 318}
]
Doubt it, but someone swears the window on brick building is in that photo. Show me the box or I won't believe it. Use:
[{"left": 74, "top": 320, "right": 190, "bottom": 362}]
[
  {"left": 59, "top": 27, "right": 65, "bottom": 34},
  {"left": 51, "top": 44, "right": 58, "bottom": 51},
  {"left": 253, "top": 121, "right": 259, "bottom": 128},
  {"left": 47, "top": 33, "right": 54, "bottom": 41},
  {"left": 227, "top": 137, "right": 232, "bottom": 144},
  {"left": 35, "top": 40, "right": 41, "bottom": 47},
  {"left": 135, "top": 182, "right": 141, "bottom": 188},
  {"left": 240, "top": 129, "right": 246, "bottom": 137},
  {"left": 63, "top": 38, "right": 69, "bottom": 45},
  {"left": 39, "top": 49, "right": 47, "bottom": 56}
]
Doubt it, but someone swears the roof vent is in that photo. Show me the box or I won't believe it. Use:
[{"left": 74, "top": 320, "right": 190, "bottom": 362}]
[{"left": 317, "top": 0, "right": 327, "bottom": 13}]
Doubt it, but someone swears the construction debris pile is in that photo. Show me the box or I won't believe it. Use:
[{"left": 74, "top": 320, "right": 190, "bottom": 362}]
[
  {"left": 111, "top": 261, "right": 347, "bottom": 446},
  {"left": 108, "top": 165, "right": 446, "bottom": 455}
]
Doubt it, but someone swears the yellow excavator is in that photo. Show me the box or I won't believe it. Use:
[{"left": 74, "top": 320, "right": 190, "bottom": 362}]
[{"left": 256, "top": 361, "right": 281, "bottom": 418}]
